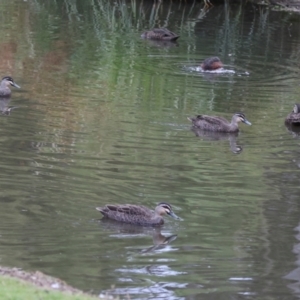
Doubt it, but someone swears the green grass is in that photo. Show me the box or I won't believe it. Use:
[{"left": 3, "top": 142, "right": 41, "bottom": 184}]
[{"left": 0, "top": 275, "right": 99, "bottom": 300}]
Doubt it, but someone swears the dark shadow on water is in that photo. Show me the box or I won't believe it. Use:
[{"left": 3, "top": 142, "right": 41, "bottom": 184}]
[
  {"left": 142, "top": 39, "right": 179, "bottom": 48},
  {"left": 99, "top": 218, "right": 177, "bottom": 253},
  {"left": 190, "top": 127, "right": 243, "bottom": 154},
  {"left": 285, "top": 123, "right": 300, "bottom": 138}
]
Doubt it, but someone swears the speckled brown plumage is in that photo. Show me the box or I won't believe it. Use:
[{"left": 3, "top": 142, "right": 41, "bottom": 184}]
[
  {"left": 96, "top": 202, "right": 179, "bottom": 226},
  {"left": 141, "top": 28, "right": 179, "bottom": 41},
  {"left": 285, "top": 104, "right": 300, "bottom": 125},
  {"left": 200, "top": 57, "right": 223, "bottom": 71},
  {"left": 187, "top": 113, "right": 251, "bottom": 133}
]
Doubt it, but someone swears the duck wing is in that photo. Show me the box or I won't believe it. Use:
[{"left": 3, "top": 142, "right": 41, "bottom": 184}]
[
  {"left": 196, "top": 115, "right": 229, "bottom": 125},
  {"left": 153, "top": 28, "right": 176, "bottom": 36},
  {"left": 96, "top": 204, "right": 154, "bottom": 223},
  {"left": 286, "top": 113, "right": 300, "bottom": 124},
  {"left": 188, "top": 115, "right": 230, "bottom": 132},
  {"left": 200, "top": 115, "right": 228, "bottom": 124},
  {"left": 147, "top": 28, "right": 179, "bottom": 40},
  {"left": 108, "top": 204, "right": 152, "bottom": 216}
]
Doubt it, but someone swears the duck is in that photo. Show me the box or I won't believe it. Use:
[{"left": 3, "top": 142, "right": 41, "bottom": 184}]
[
  {"left": 200, "top": 56, "right": 223, "bottom": 71},
  {"left": 285, "top": 104, "right": 300, "bottom": 125},
  {"left": 0, "top": 76, "right": 20, "bottom": 97},
  {"left": 141, "top": 28, "right": 179, "bottom": 41},
  {"left": 187, "top": 112, "right": 252, "bottom": 133},
  {"left": 96, "top": 202, "right": 180, "bottom": 226}
]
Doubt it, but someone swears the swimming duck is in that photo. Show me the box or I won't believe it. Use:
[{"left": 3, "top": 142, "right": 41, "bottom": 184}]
[
  {"left": 200, "top": 57, "right": 223, "bottom": 71},
  {"left": 141, "top": 28, "right": 179, "bottom": 41},
  {"left": 96, "top": 202, "right": 180, "bottom": 226},
  {"left": 188, "top": 112, "right": 251, "bottom": 133},
  {"left": 0, "top": 76, "right": 20, "bottom": 97},
  {"left": 285, "top": 104, "right": 300, "bottom": 125}
]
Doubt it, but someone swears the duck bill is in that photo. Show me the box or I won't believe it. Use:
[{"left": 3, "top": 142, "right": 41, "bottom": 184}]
[
  {"left": 12, "top": 82, "right": 20, "bottom": 88},
  {"left": 243, "top": 119, "right": 252, "bottom": 126},
  {"left": 168, "top": 211, "right": 180, "bottom": 220}
]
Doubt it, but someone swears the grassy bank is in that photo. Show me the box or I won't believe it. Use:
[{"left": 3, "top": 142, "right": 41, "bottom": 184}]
[
  {"left": 0, "top": 276, "right": 98, "bottom": 300},
  {"left": 0, "top": 266, "right": 116, "bottom": 300}
]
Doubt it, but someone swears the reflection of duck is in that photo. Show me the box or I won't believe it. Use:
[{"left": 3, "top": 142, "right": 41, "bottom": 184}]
[
  {"left": 0, "top": 97, "right": 18, "bottom": 115},
  {"left": 200, "top": 57, "right": 223, "bottom": 71},
  {"left": 100, "top": 219, "right": 178, "bottom": 253},
  {"left": 141, "top": 28, "right": 179, "bottom": 41},
  {"left": 285, "top": 104, "right": 300, "bottom": 125},
  {"left": 151, "top": 228, "right": 177, "bottom": 245},
  {"left": 187, "top": 113, "right": 251, "bottom": 133},
  {"left": 143, "top": 39, "right": 178, "bottom": 48},
  {"left": 0, "top": 76, "right": 20, "bottom": 97},
  {"left": 285, "top": 122, "right": 300, "bottom": 138},
  {"left": 191, "top": 128, "right": 243, "bottom": 154},
  {"left": 142, "top": 228, "right": 177, "bottom": 253},
  {"left": 96, "top": 202, "right": 180, "bottom": 226}
]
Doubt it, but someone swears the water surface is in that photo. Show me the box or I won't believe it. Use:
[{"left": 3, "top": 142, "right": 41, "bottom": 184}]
[{"left": 0, "top": 1, "right": 300, "bottom": 299}]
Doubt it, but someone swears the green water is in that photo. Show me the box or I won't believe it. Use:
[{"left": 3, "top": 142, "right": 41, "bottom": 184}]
[{"left": 0, "top": 0, "right": 300, "bottom": 299}]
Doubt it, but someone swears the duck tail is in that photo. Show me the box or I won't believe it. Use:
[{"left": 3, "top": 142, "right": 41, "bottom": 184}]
[
  {"left": 171, "top": 35, "right": 180, "bottom": 41},
  {"left": 96, "top": 207, "right": 105, "bottom": 214}
]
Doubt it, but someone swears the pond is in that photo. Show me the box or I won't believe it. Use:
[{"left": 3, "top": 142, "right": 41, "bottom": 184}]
[{"left": 0, "top": 0, "right": 300, "bottom": 299}]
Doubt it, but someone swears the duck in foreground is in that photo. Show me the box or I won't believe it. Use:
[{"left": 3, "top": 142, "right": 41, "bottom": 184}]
[
  {"left": 188, "top": 113, "right": 252, "bottom": 133},
  {"left": 285, "top": 104, "right": 300, "bottom": 125},
  {"left": 96, "top": 202, "right": 180, "bottom": 226},
  {"left": 200, "top": 56, "right": 223, "bottom": 71},
  {"left": 141, "top": 28, "right": 179, "bottom": 41},
  {"left": 0, "top": 76, "right": 20, "bottom": 97}
]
